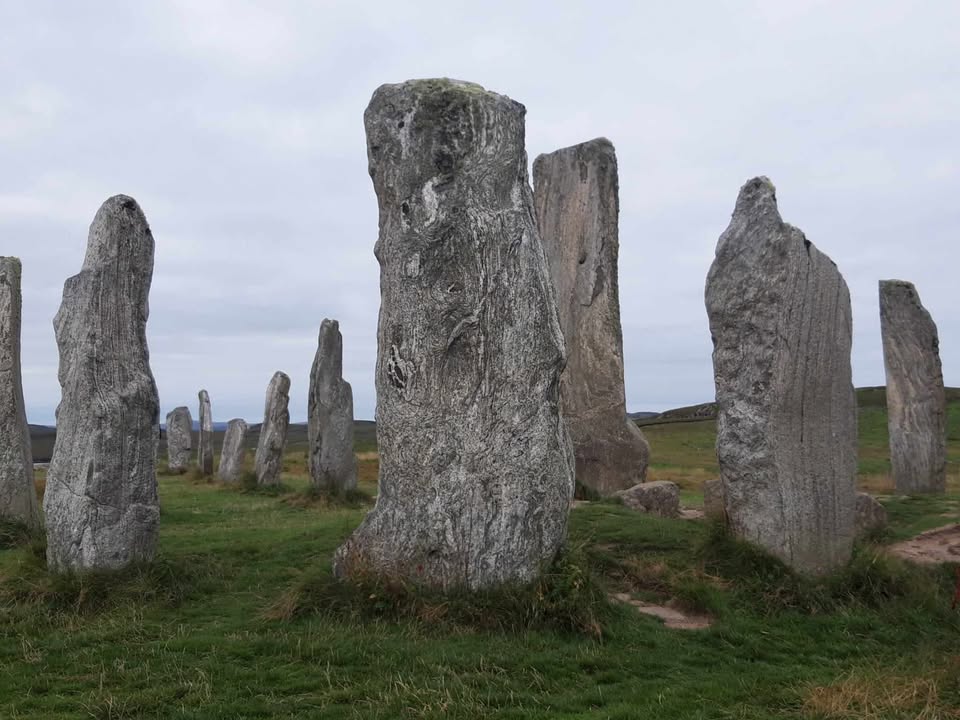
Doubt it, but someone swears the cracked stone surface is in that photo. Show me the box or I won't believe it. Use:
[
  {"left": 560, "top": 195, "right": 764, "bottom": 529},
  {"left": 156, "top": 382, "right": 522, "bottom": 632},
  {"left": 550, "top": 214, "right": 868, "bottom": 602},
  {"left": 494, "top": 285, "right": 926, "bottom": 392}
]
[
  {"left": 197, "top": 390, "right": 213, "bottom": 476},
  {"left": 334, "top": 79, "right": 574, "bottom": 590},
  {"left": 880, "top": 280, "right": 946, "bottom": 494},
  {"left": 0, "top": 257, "right": 40, "bottom": 530},
  {"left": 705, "top": 177, "right": 857, "bottom": 575},
  {"left": 43, "top": 195, "right": 160, "bottom": 572},
  {"left": 533, "top": 139, "right": 649, "bottom": 495},
  {"left": 217, "top": 418, "right": 248, "bottom": 484},
  {"left": 254, "top": 371, "right": 290, "bottom": 486},
  {"left": 165, "top": 406, "right": 192, "bottom": 473},
  {"left": 308, "top": 319, "right": 357, "bottom": 493}
]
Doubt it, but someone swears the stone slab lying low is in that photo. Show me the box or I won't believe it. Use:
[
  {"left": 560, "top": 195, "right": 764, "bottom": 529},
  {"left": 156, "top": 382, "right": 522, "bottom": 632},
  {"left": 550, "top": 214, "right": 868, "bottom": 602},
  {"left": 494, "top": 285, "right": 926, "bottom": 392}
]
[{"left": 615, "top": 481, "right": 680, "bottom": 518}]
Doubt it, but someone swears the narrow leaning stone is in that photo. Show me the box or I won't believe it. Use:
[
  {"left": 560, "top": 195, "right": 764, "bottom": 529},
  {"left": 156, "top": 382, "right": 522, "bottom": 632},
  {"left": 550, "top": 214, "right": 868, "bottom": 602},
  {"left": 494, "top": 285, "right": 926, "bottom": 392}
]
[
  {"left": 334, "top": 79, "right": 575, "bottom": 590},
  {"left": 0, "top": 257, "right": 40, "bottom": 530},
  {"left": 197, "top": 389, "right": 213, "bottom": 476},
  {"left": 533, "top": 138, "right": 649, "bottom": 495},
  {"left": 879, "top": 280, "right": 946, "bottom": 494},
  {"left": 43, "top": 195, "right": 160, "bottom": 572},
  {"left": 705, "top": 177, "right": 857, "bottom": 575},
  {"left": 308, "top": 319, "right": 357, "bottom": 493},
  {"left": 165, "top": 406, "right": 192, "bottom": 473},
  {"left": 254, "top": 372, "right": 290, "bottom": 486},
  {"left": 217, "top": 418, "right": 248, "bottom": 484}
]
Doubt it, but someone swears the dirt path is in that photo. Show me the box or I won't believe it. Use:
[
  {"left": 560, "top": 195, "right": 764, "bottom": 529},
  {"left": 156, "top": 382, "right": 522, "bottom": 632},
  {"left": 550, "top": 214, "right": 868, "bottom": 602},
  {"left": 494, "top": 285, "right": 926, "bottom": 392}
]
[
  {"left": 889, "top": 523, "right": 960, "bottom": 565},
  {"left": 610, "top": 593, "right": 713, "bottom": 630}
]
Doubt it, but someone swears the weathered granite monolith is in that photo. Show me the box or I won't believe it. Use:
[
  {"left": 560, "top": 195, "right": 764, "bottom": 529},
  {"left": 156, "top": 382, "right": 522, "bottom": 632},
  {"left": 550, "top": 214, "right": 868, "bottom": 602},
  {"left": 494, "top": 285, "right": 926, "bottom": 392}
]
[
  {"left": 615, "top": 481, "right": 679, "bottom": 518},
  {"left": 533, "top": 139, "right": 649, "bottom": 495},
  {"left": 879, "top": 280, "right": 946, "bottom": 494},
  {"left": 308, "top": 319, "right": 357, "bottom": 493},
  {"left": 197, "top": 389, "right": 213, "bottom": 476},
  {"left": 43, "top": 195, "right": 160, "bottom": 572},
  {"left": 254, "top": 372, "right": 290, "bottom": 486},
  {"left": 705, "top": 177, "right": 857, "bottom": 575},
  {"left": 165, "top": 406, "right": 192, "bottom": 473},
  {"left": 0, "top": 257, "right": 40, "bottom": 531},
  {"left": 333, "top": 79, "right": 574, "bottom": 590},
  {"left": 217, "top": 418, "right": 248, "bottom": 484}
]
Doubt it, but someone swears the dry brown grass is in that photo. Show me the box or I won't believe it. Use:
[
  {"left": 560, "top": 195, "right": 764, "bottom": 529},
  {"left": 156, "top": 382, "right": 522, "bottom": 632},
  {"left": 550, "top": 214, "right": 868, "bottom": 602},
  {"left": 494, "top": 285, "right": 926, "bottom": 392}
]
[
  {"left": 801, "top": 659, "right": 960, "bottom": 720},
  {"left": 33, "top": 469, "right": 46, "bottom": 502},
  {"left": 646, "top": 467, "right": 714, "bottom": 492}
]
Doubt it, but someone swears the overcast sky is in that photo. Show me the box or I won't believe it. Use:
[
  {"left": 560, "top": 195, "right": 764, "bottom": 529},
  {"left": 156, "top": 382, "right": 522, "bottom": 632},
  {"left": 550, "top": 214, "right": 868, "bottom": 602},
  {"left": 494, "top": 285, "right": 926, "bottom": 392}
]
[{"left": 2, "top": 1, "right": 957, "bottom": 425}]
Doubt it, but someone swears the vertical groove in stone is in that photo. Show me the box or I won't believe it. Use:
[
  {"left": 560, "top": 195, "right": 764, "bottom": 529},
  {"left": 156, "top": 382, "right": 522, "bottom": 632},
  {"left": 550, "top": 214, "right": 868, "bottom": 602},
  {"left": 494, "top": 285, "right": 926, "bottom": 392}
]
[
  {"left": 879, "top": 280, "right": 946, "bottom": 494},
  {"left": 308, "top": 319, "right": 357, "bottom": 493},
  {"left": 43, "top": 195, "right": 160, "bottom": 572},
  {"left": 705, "top": 177, "right": 856, "bottom": 575},
  {"left": 533, "top": 138, "right": 649, "bottom": 495},
  {"left": 0, "top": 257, "right": 40, "bottom": 530},
  {"left": 334, "top": 78, "right": 574, "bottom": 590}
]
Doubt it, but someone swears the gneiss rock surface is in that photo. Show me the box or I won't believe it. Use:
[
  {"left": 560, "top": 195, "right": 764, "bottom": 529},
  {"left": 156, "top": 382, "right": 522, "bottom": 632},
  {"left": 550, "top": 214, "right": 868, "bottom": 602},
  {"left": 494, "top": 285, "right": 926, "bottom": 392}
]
[
  {"left": 308, "top": 319, "right": 357, "bottom": 493},
  {"left": 197, "top": 389, "right": 213, "bottom": 476},
  {"left": 0, "top": 257, "right": 40, "bottom": 530},
  {"left": 165, "top": 406, "right": 192, "bottom": 473},
  {"left": 217, "top": 418, "right": 248, "bottom": 484},
  {"left": 705, "top": 177, "right": 857, "bottom": 575},
  {"left": 334, "top": 79, "right": 574, "bottom": 590},
  {"left": 254, "top": 372, "right": 290, "bottom": 486},
  {"left": 43, "top": 195, "right": 160, "bottom": 572},
  {"left": 879, "top": 280, "right": 946, "bottom": 494},
  {"left": 533, "top": 139, "right": 649, "bottom": 495},
  {"left": 702, "top": 478, "right": 725, "bottom": 521},
  {"left": 615, "top": 481, "right": 679, "bottom": 518}
]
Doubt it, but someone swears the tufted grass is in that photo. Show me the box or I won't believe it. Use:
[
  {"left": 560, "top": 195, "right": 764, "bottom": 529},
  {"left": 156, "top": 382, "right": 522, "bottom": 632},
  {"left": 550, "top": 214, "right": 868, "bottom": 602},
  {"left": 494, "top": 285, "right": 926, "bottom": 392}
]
[{"left": 2, "top": 395, "right": 959, "bottom": 718}]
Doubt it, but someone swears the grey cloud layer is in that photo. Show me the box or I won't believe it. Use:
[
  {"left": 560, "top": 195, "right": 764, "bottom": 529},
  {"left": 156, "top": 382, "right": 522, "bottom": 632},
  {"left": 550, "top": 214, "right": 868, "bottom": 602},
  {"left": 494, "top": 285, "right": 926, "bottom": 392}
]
[{"left": 2, "top": 1, "right": 957, "bottom": 424}]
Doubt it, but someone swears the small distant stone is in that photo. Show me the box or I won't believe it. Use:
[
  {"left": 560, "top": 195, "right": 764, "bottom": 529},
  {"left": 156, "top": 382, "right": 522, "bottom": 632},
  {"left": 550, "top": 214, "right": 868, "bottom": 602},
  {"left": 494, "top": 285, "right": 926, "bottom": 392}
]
[
  {"left": 703, "top": 479, "right": 726, "bottom": 521},
  {"left": 197, "top": 390, "right": 213, "bottom": 476},
  {"left": 165, "top": 406, "right": 192, "bottom": 473},
  {"left": 854, "top": 492, "right": 887, "bottom": 536},
  {"left": 254, "top": 371, "right": 290, "bottom": 486},
  {"left": 616, "top": 481, "right": 680, "bottom": 518},
  {"left": 217, "top": 418, "right": 248, "bottom": 484}
]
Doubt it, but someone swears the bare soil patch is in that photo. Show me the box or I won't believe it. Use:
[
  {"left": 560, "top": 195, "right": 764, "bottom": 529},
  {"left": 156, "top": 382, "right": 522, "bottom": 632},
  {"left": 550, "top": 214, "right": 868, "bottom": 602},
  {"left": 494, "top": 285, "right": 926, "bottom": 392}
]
[
  {"left": 889, "top": 523, "right": 960, "bottom": 565},
  {"left": 610, "top": 593, "right": 713, "bottom": 630}
]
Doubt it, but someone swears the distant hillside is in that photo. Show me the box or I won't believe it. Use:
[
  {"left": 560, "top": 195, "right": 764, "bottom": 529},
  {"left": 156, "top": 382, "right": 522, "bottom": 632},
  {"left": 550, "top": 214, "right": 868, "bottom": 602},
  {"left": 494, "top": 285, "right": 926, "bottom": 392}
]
[{"left": 633, "top": 386, "right": 960, "bottom": 428}]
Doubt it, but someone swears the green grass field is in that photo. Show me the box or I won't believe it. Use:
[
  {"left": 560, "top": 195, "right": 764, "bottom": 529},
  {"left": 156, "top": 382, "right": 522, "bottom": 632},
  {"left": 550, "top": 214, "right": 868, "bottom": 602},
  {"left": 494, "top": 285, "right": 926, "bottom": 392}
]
[{"left": 3, "top": 396, "right": 960, "bottom": 719}]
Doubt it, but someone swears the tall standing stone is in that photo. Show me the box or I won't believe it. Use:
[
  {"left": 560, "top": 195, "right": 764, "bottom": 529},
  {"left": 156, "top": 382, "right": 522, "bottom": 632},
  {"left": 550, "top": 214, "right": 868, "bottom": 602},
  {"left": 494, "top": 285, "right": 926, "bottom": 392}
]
[
  {"left": 43, "top": 195, "right": 160, "bottom": 572},
  {"left": 165, "top": 406, "right": 192, "bottom": 473},
  {"left": 217, "top": 418, "right": 248, "bottom": 483},
  {"left": 334, "top": 79, "right": 574, "bottom": 590},
  {"left": 879, "top": 280, "right": 946, "bottom": 494},
  {"left": 705, "top": 177, "right": 856, "bottom": 575},
  {"left": 0, "top": 257, "right": 40, "bottom": 530},
  {"left": 254, "top": 371, "right": 290, "bottom": 486},
  {"left": 533, "top": 139, "right": 649, "bottom": 495},
  {"left": 197, "top": 389, "right": 213, "bottom": 476},
  {"left": 308, "top": 319, "right": 357, "bottom": 494}
]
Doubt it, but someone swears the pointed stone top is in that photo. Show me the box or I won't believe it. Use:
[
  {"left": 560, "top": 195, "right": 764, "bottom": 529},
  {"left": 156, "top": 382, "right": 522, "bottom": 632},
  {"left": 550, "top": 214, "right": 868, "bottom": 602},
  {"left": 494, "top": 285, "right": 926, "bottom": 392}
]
[
  {"left": 269, "top": 371, "right": 291, "bottom": 394},
  {"left": 732, "top": 176, "right": 778, "bottom": 216},
  {"left": 199, "top": 389, "right": 210, "bottom": 401}
]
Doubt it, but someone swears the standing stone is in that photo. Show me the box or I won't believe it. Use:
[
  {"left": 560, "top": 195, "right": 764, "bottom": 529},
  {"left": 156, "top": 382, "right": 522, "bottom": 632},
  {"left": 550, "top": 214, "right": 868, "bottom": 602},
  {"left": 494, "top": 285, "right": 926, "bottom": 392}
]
[
  {"left": 879, "top": 280, "right": 946, "bottom": 494},
  {"left": 533, "top": 139, "right": 650, "bottom": 495},
  {"left": 705, "top": 177, "right": 856, "bottom": 575},
  {"left": 334, "top": 79, "right": 574, "bottom": 590},
  {"left": 217, "top": 418, "right": 248, "bottom": 484},
  {"left": 855, "top": 492, "right": 888, "bottom": 536},
  {"left": 43, "top": 195, "right": 160, "bottom": 572},
  {"left": 165, "top": 406, "right": 193, "bottom": 473},
  {"left": 254, "top": 371, "right": 290, "bottom": 486},
  {"left": 0, "top": 258, "right": 40, "bottom": 531},
  {"left": 197, "top": 389, "right": 213, "bottom": 476},
  {"left": 308, "top": 319, "right": 358, "bottom": 494}
]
